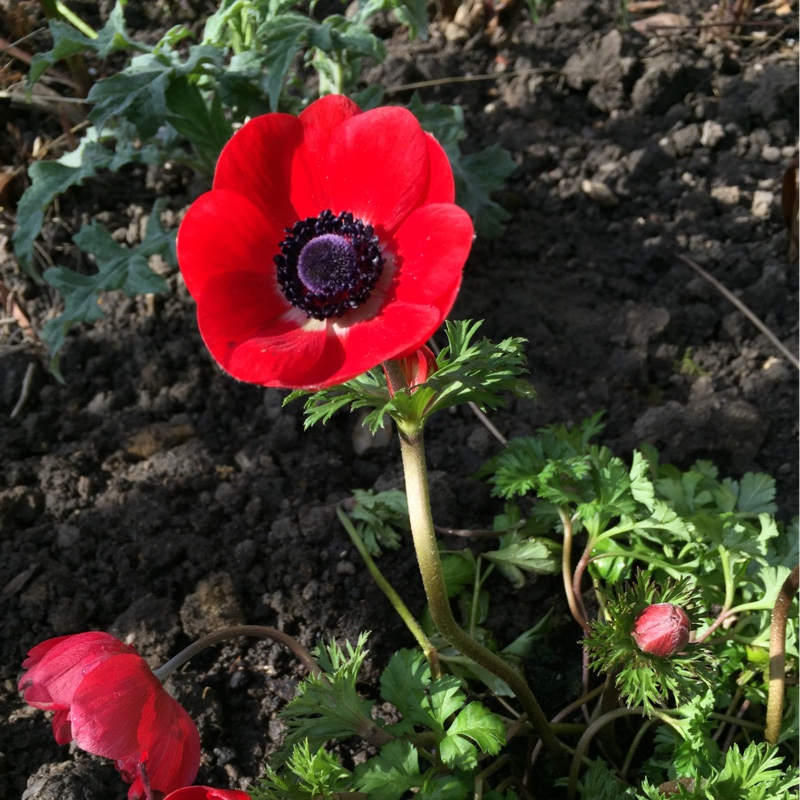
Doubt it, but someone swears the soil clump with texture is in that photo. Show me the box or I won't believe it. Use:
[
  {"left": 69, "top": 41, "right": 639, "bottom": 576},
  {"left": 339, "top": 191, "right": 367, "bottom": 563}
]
[{"left": 0, "top": 0, "right": 797, "bottom": 796}]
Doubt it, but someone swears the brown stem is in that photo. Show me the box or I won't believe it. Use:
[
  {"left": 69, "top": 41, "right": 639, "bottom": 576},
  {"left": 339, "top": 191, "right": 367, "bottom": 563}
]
[
  {"left": 559, "top": 507, "right": 589, "bottom": 631},
  {"left": 765, "top": 565, "right": 799, "bottom": 745},
  {"left": 154, "top": 624, "right": 321, "bottom": 680}
]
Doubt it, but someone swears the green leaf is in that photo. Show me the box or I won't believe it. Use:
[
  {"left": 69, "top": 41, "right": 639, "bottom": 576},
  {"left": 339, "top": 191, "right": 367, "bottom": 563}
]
[
  {"left": 427, "top": 675, "right": 467, "bottom": 730},
  {"left": 629, "top": 450, "right": 655, "bottom": 510},
  {"left": 379, "top": 649, "right": 433, "bottom": 733},
  {"left": 253, "top": 740, "right": 352, "bottom": 800},
  {"left": 29, "top": 0, "right": 146, "bottom": 86},
  {"left": 164, "top": 77, "right": 232, "bottom": 169},
  {"left": 356, "top": 0, "right": 430, "bottom": 39},
  {"left": 87, "top": 55, "right": 171, "bottom": 137},
  {"left": 354, "top": 740, "right": 420, "bottom": 800},
  {"left": 736, "top": 472, "right": 777, "bottom": 515},
  {"left": 439, "top": 701, "right": 505, "bottom": 770},
  {"left": 407, "top": 96, "right": 514, "bottom": 236},
  {"left": 40, "top": 201, "right": 173, "bottom": 363},
  {"left": 417, "top": 774, "right": 470, "bottom": 800},
  {"left": 423, "top": 320, "right": 534, "bottom": 416},
  {"left": 501, "top": 609, "right": 553, "bottom": 659},
  {"left": 485, "top": 534, "right": 561, "bottom": 588},
  {"left": 452, "top": 145, "right": 514, "bottom": 237},
  {"left": 576, "top": 759, "right": 639, "bottom": 799},
  {"left": 288, "top": 320, "right": 532, "bottom": 431},
  {"left": 486, "top": 413, "right": 604, "bottom": 501},
  {"left": 441, "top": 552, "right": 476, "bottom": 598},
  {"left": 13, "top": 137, "right": 114, "bottom": 275},
  {"left": 279, "top": 634, "right": 383, "bottom": 756},
  {"left": 258, "top": 13, "right": 316, "bottom": 111},
  {"left": 348, "top": 489, "right": 408, "bottom": 556}
]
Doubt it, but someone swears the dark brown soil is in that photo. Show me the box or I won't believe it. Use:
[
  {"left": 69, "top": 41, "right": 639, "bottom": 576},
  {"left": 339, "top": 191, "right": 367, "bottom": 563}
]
[{"left": 0, "top": 0, "right": 797, "bottom": 797}]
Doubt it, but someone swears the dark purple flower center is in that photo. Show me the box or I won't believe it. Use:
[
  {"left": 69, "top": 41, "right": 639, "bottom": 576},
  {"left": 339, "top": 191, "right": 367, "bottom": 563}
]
[{"left": 275, "top": 210, "right": 385, "bottom": 320}]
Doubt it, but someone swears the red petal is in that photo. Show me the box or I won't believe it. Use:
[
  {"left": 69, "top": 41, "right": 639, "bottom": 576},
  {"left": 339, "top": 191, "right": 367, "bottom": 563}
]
[
  {"left": 19, "top": 632, "right": 134, "bottom": 711},
  {"left": 20, "top": 635, "right": 72, "bottom": 670},
  {"left": 325, "top": 107, "right": 431, "bottom": 234},
  {"left": 421, "top": 135, "right": 455, "bottom": 205},
  {"left": 222, "top": 316, "right": 330, "bottom": 389},
  {"left": 212, "top": 113, "right": 301, "bottom": 229},
  {"left": 313, "top": 302, "right": 441, "bottom": 389},
  {"left": 194, "top": 270, "right": 334, "bottom": 387},
  {"left": 390, "top": 203, "right": 472, "bottom": 315},
  {"left": 177, "top": 190, "right": 286, "bottom": 301},
  {"left": 120, "top": 690, "right": 200, "bottom": 798},
  {"left": 291, "top": 95, "right": 362, "bottom": 217},
  {"left": 164, "top": 788, "right": 251, "bottom": 800},
  {"left": 70, "top": 654, "right": 158, "bottom": 759},
  {"left": 52, "top": 709, "right": 73, "bottom": 745}
]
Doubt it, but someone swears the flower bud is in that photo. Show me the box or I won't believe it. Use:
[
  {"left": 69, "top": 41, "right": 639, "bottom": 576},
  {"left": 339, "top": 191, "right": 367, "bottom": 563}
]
[
  {"left": 631, "top": 603, "right": 691, "bottom": 658},
  {"left": 384, "top": 345, "right": 438, "bottom": 396}
]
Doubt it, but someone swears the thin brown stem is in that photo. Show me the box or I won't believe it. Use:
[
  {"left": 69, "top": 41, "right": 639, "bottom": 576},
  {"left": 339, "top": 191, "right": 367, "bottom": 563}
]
[
  {"left": 154, "top": 624, "right": 320, "bottom": 681},
  {"left": 678, "top": 254, "right": 800, "bottom": 370},
  {"left": 558, "top": 508, "right": 590, "bottom": 632}
]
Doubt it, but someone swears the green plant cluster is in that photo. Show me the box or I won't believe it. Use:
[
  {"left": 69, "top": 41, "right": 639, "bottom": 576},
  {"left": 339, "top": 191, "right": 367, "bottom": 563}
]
[
  {"left": 326, "top": 409, "right": 797, "bottom": 797},
  {"left": 17, "top": 0, "right": 515, "bottom": 370},
  {"left": 253, "top": 636, "right": 507, "bottom": 800},
  {"left": 578, "top": 742, "right": 798, "bottom": 800}
]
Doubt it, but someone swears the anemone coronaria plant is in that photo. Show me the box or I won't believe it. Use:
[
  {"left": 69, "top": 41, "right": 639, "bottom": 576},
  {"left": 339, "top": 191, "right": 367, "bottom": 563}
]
[{"left": 177, "top": 95, "right": 474, "bottom": 390}]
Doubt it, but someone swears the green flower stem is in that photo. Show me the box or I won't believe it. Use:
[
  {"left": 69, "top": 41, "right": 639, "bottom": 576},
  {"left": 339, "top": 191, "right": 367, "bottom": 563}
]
[
  {"left": 154, "top": 625, "right": 320, "bottom": 682},
  {"left": 558, "top": 507, "right": 590, "bottom": 632},
  {"left": 40, "top": 0, "right": 98, "bottom": 38},
  {"left": 720, "top": 547, "right": 734, "bottom": 611},
  {"left": 470, "top": 558, "right": 495, "bottom": 637},
  {"left": 395, "top": 421, "right": 568, "bottom": 773},
  {"left": 336, "top": 504, "right": 441, "bottom": 677},
  {"left": 765, "top": 564, "right": 799, "bottom": 745},
  {"left": 566, "top": 707, "right": 679, "bottom": 800},
  {"left": 695, "top": 597, "right": 777, "bottom": 644},
  {"left": 707, "top": 711, "right": 764, "bottom": 732},
  {"left": 621, "top": 717, "right": 656, "bottom": 779}
]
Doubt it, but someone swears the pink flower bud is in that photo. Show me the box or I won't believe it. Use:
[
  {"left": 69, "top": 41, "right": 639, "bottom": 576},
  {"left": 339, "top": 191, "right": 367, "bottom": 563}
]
[{"left": 631, "top": 603, "right": 691, "bottom": 658}]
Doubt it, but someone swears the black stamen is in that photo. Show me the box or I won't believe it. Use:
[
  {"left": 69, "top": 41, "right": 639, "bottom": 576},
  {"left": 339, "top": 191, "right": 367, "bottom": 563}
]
[{"left": 275, "top": 210, "right": 385, "bottom": 320}]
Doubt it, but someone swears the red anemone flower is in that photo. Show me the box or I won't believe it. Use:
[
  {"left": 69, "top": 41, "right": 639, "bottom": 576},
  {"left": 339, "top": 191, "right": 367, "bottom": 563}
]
[
  {"left": 19, "top": 632, "right": 200, "bottom": 799},
  {"left": 177, "top": 95, "right": 473, "bottom": 390},
  {"left": 164, "top": 787, "right": 251, "bottom": 800}
]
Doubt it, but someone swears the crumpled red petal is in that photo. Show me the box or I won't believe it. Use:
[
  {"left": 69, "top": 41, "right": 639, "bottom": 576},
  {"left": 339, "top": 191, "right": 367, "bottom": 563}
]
[
  {"left": 71, "top": 655, "right": 200, "bottom": 798},
  {"left": 118, "top": 688, "right": 201, "bottom": 799},
  {"left": 18, "top": 632, "right": 134, "bottom": 712}
]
